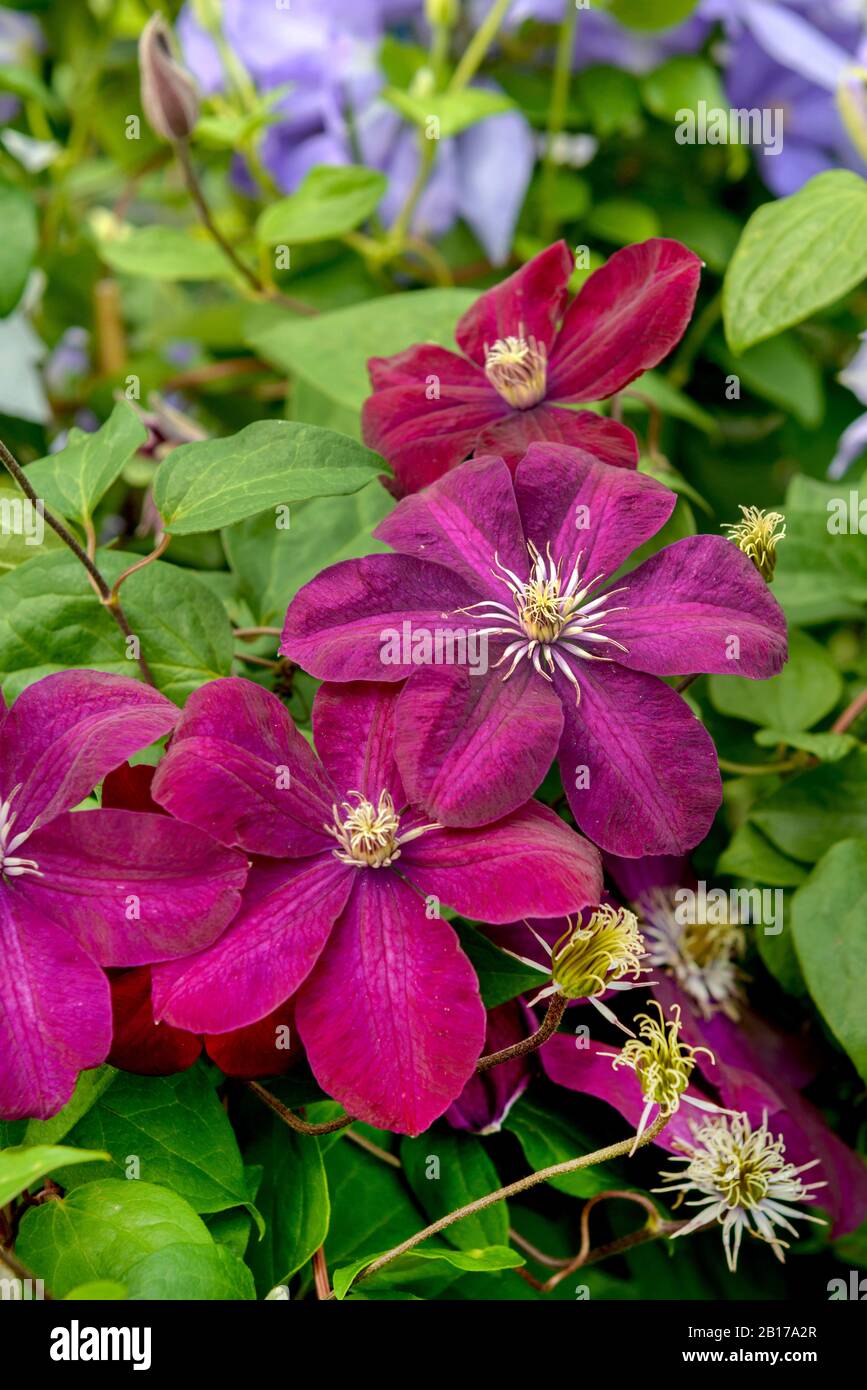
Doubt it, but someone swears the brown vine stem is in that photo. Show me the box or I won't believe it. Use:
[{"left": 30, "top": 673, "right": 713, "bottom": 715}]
[
  {"left": 0, "top": 436, "right": 156, "bottom": 688},
  {"left": 831, "top": 685, "right": 867, "bottom": 735},
  {"left": 312, "top": 1245, "right": 332, "bottom": 1300},
  {"left": 517, "top": 1189, "right": 672, "bottom": 1293},
  {"left": 246, "top": 1080, "right": 355, "bottom": 1136},
  {"left": 233, "top": 626, "right": 282, "bottom": 640},
  {"left": 342, "top": 1111, "right": 669, "bottom": 1296},
  {"left": 109, "top": 531, "right": 170, "bottom": 601},
  {"left": 476, "top": 993, "right": 566, "bottom": 1073}
]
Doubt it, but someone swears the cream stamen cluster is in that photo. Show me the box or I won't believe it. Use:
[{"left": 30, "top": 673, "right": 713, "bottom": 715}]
[
  {"left": 639, "top": 888, "right": 746, "bottom": 1020},
  {"left": 0, "top": 785, "right": 40, "bottom": 880},
  {"left": 325, "top": 790, "right": 439, "bottom": 868},
  {"left": 521, "top": 906, "right": 649, "bottom": 1033},
  {"left": 484, "top": 333, "right": 547, "bottom": 409}
]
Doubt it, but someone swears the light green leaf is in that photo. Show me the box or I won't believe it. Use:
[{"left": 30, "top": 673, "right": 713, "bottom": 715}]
[
  {"left": 223, "top": 482, "right": 392, "bottom": 626},
  {"left": 723, "top": 171, "right": 867, "bottom": 351},
  {"left": 0, "top": 181, "right": 37, "bottom": 316},
  {"left": 773, "top": 471, "right": 867, "bottom": 626},
  {"left": 641, "top": 55, "right": 725, "bottom": 121},
  {"left": 25, "top": 402, "right": 148, "bottom": 524},
  {"left": 400, "top": 1134, "right": 508, "bottom": 1250},
  {"left": 659, "top": 207, "right": 741, "bottom": 273},
  {"left": 243, "top": 1116, "right": 329, "bottom": 1292},
  {"left": 708, "top": 333, "right": 824, "bottom": 428},
  {"left": 257, "top": 165, "right": 387, "bottom": 245},
  {"left": 791, "top": 839, "right": 867, "bottom": 1083},
  {"left": 716, "top": 823, "right": 808, "bottom": 887},
  {"left": 0, "top": 1145, "right": 109, "bottom": 1206},
  {"left": 0, "top": 550, "right": 233, "bottom": 705},
  {"left": 23, "top": 1068, "right": 118, "bottom": 1146},
  {"left": 153, "top": 420, "right": 385, "bottom": 535},
  {"left": 608, "top": 0, "right": 700, "bottom": 30},
  {"left": 96, "top": 224, "right": 235, "bottom": 282},
  {"left": 624, "top": 369, "right": 718, "bottom": 437},
  {"left": 751, "top": 749, "right": 867, "bottom": 862},
  {"left": 64, "top": 1281, "right": 128, "bottom": 1300},
  {"left": 384, "top": 86, "right": 514, "bottom": 138},
  {"left": 245, "top": 287, "right": 475, "bottom": 412},
  {"left": 58, "top": 1068, "right": 263, "bottom": 1234},
  {"left": 708, "top": 629, "right": 842, "bottom": 733},
  {"left": 586, "top": 198, "right": 660, "bottom": 245},
  {"left": 333, "top": 1244, "right": 523, "bottom": 1301},
  {"left": 0, "top": 478, "right": 66, "bottom": 571},
  {"left": 124, "top": 1241, "right": 256, "bottom": 1300},
  {"left": 753, "top": 728, "right": 857, "bottom": 762}
]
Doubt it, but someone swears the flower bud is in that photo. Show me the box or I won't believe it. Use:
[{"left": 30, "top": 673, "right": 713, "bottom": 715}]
[
  {"left": 425, "top": 0, "right": 459, "bottom": 26},
  {"left": 722, "top": 505, "right": 786, "bottom": 584},
  {"left": 139, "top": 13, "right": 199, "bottom": 143}
]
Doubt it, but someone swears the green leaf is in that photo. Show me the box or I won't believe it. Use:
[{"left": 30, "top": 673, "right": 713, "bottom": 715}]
[
  {"left": 708, "top": 333, "right": 824, "bottom": 428},
  {"left": 504, "top": 1094, "right": 613, "bottom": 1199},
  {"left": 63, "top": 1281, "right": 128, "bottom": 1300},
  {"left": 0, "top": 478, "right": 66, "bottom": 571},
  {"left": 0, "top": 1145, "right": 109, "bottom": 1206},
  {"left": 245, "top": 287, "right": 475, "bottom": 412},
  {"left": 256, "top": 165, "right": 387, "bottom": 245},
  {"left": 333, "top": 1243, "right": 523, "bottom": 1301},
  {"left": 243, "top": 1117, "right": 329, "bottom": 1292},
  {"left": 16, "top": 1179, "right": 214, "bottom": 1297},
  {"left": 454, "top": 919, "right": 542, "bottom": 1008},
  {"left": 608, "top": 0, "right": 700, "bottom": 30},
  {"left": 791, "top": 840, "right": 867, "bottom": 1083},
  {"left": 323, "top": 1139, "right": 423, "bottom": 1270},
  {"left": 22, "top": 1068, "right": 118, "bottom": 1146},
  {"left": 96, "top": 224, "right": 235, "bottom": 282},
  {"left": 773, "top": 471, "right": 867, "bottom": 626},
  {"left": 573, "top": 66, "right": 641, "bottom": 139},
  {"left": 222, "top": 482, "right": 392, "bottom": 627},
  {"left": 708, "top": 629, "right": 843, "bottom": 734},
  {"left": 586, "top": 198, "right": 660, "bottom": 245},
  {"left": 25, "top": 402, "right": 148, "bottom": 524},
  {"left": 659, "top": 207, "right": 741, "bottom": 273},
  {"left": 716, "top": 823, "right": 808, "bottom": 887},
  {"left": 751, "top": 749, "right": 867, "bottom": 862},
  {"left": 400, "top": 1134, "right": 508, "bottom": 1250},
  {"left": 384, "top": 86, "right": 514, "bottom": 138},
  {"left": 624, "top": 369, "right": 718, "bottom": 437},
  {"left": 0, "top": 550, "right": 233, "bottom": 705},
  {"left": 723, "top": 171, "right": 867, "bottom": 352},
  {"left": 153, "top": 420, "right": 385, "bottom": 535},
  {"left": 124, "top": 1241, "right": 255, "bottom": 1300},
  {"left": 641, "top": 55, "right": 725, "bottom": 122},
  {"left": 753, "top": 729, "right": 857, "bottom": 762},
  {"left": 58, "top": 1068, "right": 263, "bottom": 1233},
  {"left": 0, "top": 181, "right": 37, "bottom": 316}
]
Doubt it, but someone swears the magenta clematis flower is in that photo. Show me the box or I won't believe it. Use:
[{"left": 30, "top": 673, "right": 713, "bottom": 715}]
[
  {"left": 282, "top": 446, "right": 787, "bottom": 856},
  {"left": 0, "top": 672, "right": 247, "bottom": 1120},
  {"left": 148, "top": 676, "right": 602, "bottom": 1135},
  {"left": 361, "top": 238, "right": 702, "bottom": 494},
  {"left": 445, "top": 999, "right": 533, "bottom": 1135}
]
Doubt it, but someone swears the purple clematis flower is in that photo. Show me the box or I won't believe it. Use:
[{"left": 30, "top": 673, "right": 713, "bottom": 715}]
[
  {"left": 446, "top": 999, "right": 533, "bottom": 1134},
  {"left": 0, "top": 671, "right": 247, "bottom": 1120},
  {"left": 830, "top": 330, "right": 867, "bottom": 478},
  {"left": 362, "top": 237, "right": 701, "bottom": 494},
  {"left": 148, "top": 676, "right": 602, "bottom": 1135},
  {"left": 282, "top": 446, "right": 787, "bottom": 857}
]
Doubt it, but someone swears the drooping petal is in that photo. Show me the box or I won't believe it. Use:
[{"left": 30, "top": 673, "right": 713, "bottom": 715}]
[
  {"left": 556, "top": 661, "right": 721, "bottom": 856},
  {"left": 280, "top": 553, "right": 481, "bottom": 680},
  {"left": 313, "top": 681, "right": 406, "bottom": 805},
  {"left": 401, "top": 801, "right": 602, "bottom": 921},
  {"left": 362, "top": 345, "right": 506, "bottom": 494},
  {"left": 547, "top": 239, "right": 702, "bottom": 402},
  {"left": 396, "top": 663, "right": 564, "bottom": 827},
  {"left": 374, "top": 453, "right": 527, "bottom": 595},
  {"left": 151, "top": 677, "right": 335, "bottom": 857},
  {"left": 296, "top": 871, "right": 486, "bottom": 1134},
  {"left": 475, "top": 406, "right": 639, "bottom": 471},
  {"left": 204, "top": 999, "right": 300, "bottom": 1079},
  {"left": 151, "top": 856, "right": 353, "bottom": 1035},
  {"left": 0, "top": 671, "right": 178, "bottom": 832},
  {"left": 446, "top": 1000, "right": 532, "bottom": 1134},
  {"left": 107, "top": 966, "right": 202, "bottom": 1076},
  {"left": 514, "top": 442, "right": 675, "bottom": 580},
  {"left": 24, "top": 809, "right": 247, "bottom": 967},
  {"left": 455, "top": 240, "right": 574, "bottom": 368},
  {"left": 604, "top": 535, "right": 788, "bottom": 677},
  {"left": 0, "top": 888, "right": 111, "bottom": 1120}
]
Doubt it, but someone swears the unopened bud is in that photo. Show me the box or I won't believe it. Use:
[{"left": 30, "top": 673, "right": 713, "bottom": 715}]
[
  {"left": 425, "top": 0, "right": 459, "bottom": 26},
  {"left": 139, "top": 13, "right": 199, "bottom": 143}
]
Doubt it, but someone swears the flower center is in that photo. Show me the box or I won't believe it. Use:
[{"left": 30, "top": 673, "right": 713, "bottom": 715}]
[
  {"left": 325, "top": 790, "right": 441, "bottom": 869},
  {"left": 551, "top": 905, "right": 646, "bottom": 1000},
  {"left": 484, "top": 334, "right": 547, "bottom": 409},
  {"left": 722, "top": 505, "right": 786, "bottom": 583},
  {"left": 639, "top": 889, "right": 745, "bottom": 1020},
  {"left": 0, "top": 785, "right": 40, "bottom": 881},
  {"left": 458, "top": 542, "right": 628, "bottom": 701},
  {"left": 611, "top": 1003, "right": 711, "bottom": 1118}
]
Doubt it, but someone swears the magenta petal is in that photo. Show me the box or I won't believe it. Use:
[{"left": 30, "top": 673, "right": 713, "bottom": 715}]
[
  {"left": 25, "top": 809, "right": 247, "bottom": 966},
  {"left": 296, "top": 872, "right": 486, "bottom": 1135},
  {"left": 557, "top": 661, "right": 721, "bottom": 856},
  {"left": 446, "top": 1000, "right": 532, "bottom": 1134},
  {"left": 402, "top": 802, "right": 602, "bottom": 922},
  {"left": 514, "top": 443, "right": 675, "bottom": 580},
  {"left": 540, "top": 1032, "right": 699, "bottom": 1152},
  {"left": 0, "top": 671, "right": 177, "bottom": 830},
  {"left": 313, "top": 682, "right": 406, "bottom": 805},
  {"left": 374, "top": 454, "right": 527, "bottom": 595},
  {"left": 547, "top": 239, "right": 702, "bottom": 402},
  {"left": 152, "top": 677, "right": 333, "bottom": 857},
  {"left": 396, "top": 663, "right": 564, "bottom": 828},
  {"left": 475, "top": 406, "right": 639, "bottom": 472},
  {"left": 152, "top": 856, "right": 352, "bottom": 1034},
  {"left": 280, "top": 553, "right": 481, "bottom": 680},
  {"left": 0, "top": 888, "right": 110, "bottom": 1119},
  {"left": 455, "top": 240, "right": 574, "bottom": 368},
  {"left": 605, "top": 536, "right": 788, "bottom": 677},
  {"left": 362, "top": 345, "right": 506, "bottom": 494}
]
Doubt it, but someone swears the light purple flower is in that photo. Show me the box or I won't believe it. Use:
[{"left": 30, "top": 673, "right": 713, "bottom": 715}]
[
  {"left": 830, "top": 331, "right": 867, "bottom": 478},
  {"left": 282, "top": 446, "right": 787, "bottom": 856},
  {"left": 0, "top": 672, "right": 247, "bottom": 1120}
]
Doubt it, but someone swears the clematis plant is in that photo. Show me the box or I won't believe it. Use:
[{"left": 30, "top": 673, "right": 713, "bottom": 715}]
[
  {"left": 148, "top": 676, "right": 603, "bottom": 1134},
  {"left": 361, "top": 237, "right": 702, "bottom": 493},
  {"left": 282, "top": 445, "right": 787, "bottom": 856},
  {"left": 0, "top": 671, "right": 247, "bottom": 1120}
]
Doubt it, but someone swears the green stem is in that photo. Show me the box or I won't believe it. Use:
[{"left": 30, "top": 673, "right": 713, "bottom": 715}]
[
  {"left": 540, "top": 0, "right": 579, "bottom": 241},
  {"left": 449, "top": 0, "right": 512, "bottom": 92}
]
